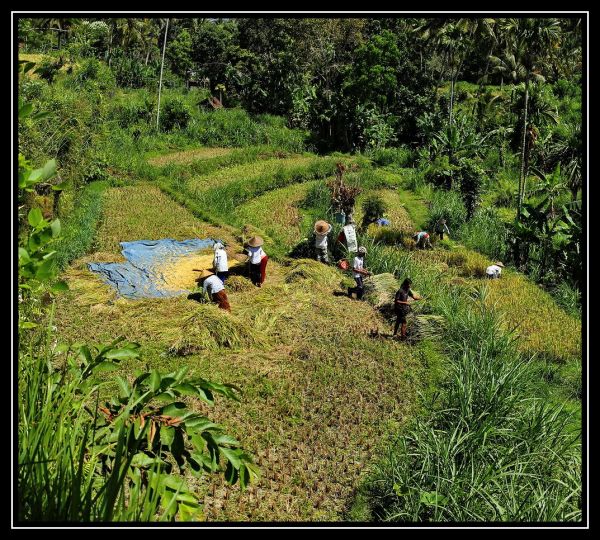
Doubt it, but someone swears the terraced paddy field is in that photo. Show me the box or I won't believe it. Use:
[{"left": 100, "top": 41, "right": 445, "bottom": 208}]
[
  {"left": 53, "top": 146, "right": 581, "bottom": 522},
  {"left": 55, "top": 181, "right": 428, "bottom": 521}
]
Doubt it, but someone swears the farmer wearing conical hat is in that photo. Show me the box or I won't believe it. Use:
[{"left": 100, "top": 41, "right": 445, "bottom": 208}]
[
  {"left": 348, "top": 246, "right": 371, "bottom": 300},
  {"left": 485, "top": 261, "right": 505, "bottom": 279},
  {"left": 212, "top": 242, "right": 229, "bottom": 283},
  {"left": 246, "top": 236, "right": 267, "bottom": 287},
  {"left": 314, "top": 220, "right": 332, "bottom": 263},
  {"left": 198, "top": 269, "right": 231, "bottom": 312},
  {"left": 393, "top": 278, "right": 422, "bottom": 340}
]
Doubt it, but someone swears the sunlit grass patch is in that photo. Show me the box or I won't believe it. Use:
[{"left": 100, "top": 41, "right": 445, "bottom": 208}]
[
  {"left": 233, "top": 182, "right": 315, "bottom": 251},
  {"left": 147, "top": 147, "right": 234, "bottom": 166},
  {"left": 485, "top": 271, "right": 581, "bottom": 363},
  {"left": 96, "top": 183, "right": 238, "bottom": 254}
]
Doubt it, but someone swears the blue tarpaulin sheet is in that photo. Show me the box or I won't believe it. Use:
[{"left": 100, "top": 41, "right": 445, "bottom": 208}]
[{"left": 88, "top": 238, "right": 218, "bottom": 299}]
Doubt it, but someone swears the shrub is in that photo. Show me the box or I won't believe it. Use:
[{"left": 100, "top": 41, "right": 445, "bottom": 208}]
[
  {"left": 111, "top": 54, "right": 157, "bottom": 88},
  {"left": 160, "top": 98, "right": 191, "bottom": 131},
  {"left": 361, "top": 195, "right": 388, "bottom": 227},
  {"left": 367, "top": 146, "right": 415, "bottom": 168}
]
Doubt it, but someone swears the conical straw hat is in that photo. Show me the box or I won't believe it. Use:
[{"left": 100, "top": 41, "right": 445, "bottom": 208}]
[
  {"left": 247, "top": 236, "right": 264, "bottom": 247},
  {"left": 198, "top": 269, "right": 215, "bottom": 279},
  {"left": 314, "top": 220, "right": 332, "bottom": 234}
]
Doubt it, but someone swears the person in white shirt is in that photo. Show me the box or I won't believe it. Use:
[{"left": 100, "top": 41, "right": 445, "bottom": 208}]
[
  {"left": 212, "top": 242, "right": 229, "bottom": 283},
  {"left": 485, "top": 261, "right": 504, "bottom": 279},
  {"left": 314, "top": 220, "right": 332, "bottom": 263},
  {"left": 337, "top": 219, "right": 358, "bottom": 254},
  {"left": 348, "top": 246, "right": 371, "bottom": 300},
  {"left": 246, "top": 236, "right": 267, "bottom": 287},
  {"left": 199, "top": 269, "right": 231, "bottom": 311}
]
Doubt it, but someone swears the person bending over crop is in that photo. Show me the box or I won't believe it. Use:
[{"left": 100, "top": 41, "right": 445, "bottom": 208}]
[
  {"left": 414, "top": 231, "right": 432, "bottom": 249},
  {"left": 213, "top": 242, "right": 229, "bottom": 283},
  {"left": 393, "top": 278, "right": 421, "bottom": 339},
  {"left": 348, "top": 246, "right": 371, "bottom": 300},
  {"left": 246, "top": 236, "right": 267, "bottom": 287},
  {"left": 485, "top": 261, "right": 504, "bottom": 279},
  {"left": 314, "top": 220, "right": 332, "bottom": 263},
  {"left": 199, "top": 269, "right": 231, "bottom": 312}
]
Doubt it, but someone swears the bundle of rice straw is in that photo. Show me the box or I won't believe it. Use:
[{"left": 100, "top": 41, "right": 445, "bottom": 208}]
[
  {"left": 226, "top": 275, "right": 255, "bottom": 292},
  {"left": 284, "top": 258, "right": 341, "bottom": 287},
  {"left": 406, "top": 314, "right": 446, "bottom": 344},
  {"left": 363, "top": 273, "right": 399, "bottom": 315},
  {"left": 168, "top": 305, "right": 258, "bottom": 355}
]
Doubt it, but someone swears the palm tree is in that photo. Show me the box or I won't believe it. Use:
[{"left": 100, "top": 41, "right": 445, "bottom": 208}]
[{"left": 490, "top": 18, "right": 562, "bottom": 218}]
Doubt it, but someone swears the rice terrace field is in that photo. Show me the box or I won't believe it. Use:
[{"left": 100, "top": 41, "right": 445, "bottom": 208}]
[{"left": 16, "top": 15, "right": 585, "bottom": 526}]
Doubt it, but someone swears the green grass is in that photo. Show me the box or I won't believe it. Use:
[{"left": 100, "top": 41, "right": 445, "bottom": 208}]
[{"left": 53, "top": 180, "right": 110, "bottom": 270}]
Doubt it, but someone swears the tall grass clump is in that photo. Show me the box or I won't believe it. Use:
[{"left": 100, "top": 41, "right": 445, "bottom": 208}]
[
  {"left": 53, "top": 180, "right": 108, "bottom": 270},
  {"left": 366, "top": 146, "right": 415, "bottom": 168},
  {"left": 426, "top": 188, "right": 467, "bottom": 233},
  {"left": 358, "top": 288, "right": 581, "bottom": 522},
  {"left": 457, "top": 207, "right": 508, "bottom": 261}
]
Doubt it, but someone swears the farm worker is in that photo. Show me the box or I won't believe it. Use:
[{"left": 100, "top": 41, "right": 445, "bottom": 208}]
[
  {"left": 434, "top": 218, "right": 450, "bottom": 240},
  {"left": 376, "top": 217, "right": 390, "bottom": 226},
  {"left": 414, "top": 231, "right": 432, "bottom": 249},
  {"left": 314, "top": 220, "right": 332, "bottom": 263},
  {"left": 246, "top": 236, "right": 267, "bottom": 287},
  {"left": 337, "top": 219, "right": 358, "bottom": 254},
  {"left": 393, "top": 278, "right": 422, "bottom": 340},
  {"left": 485, "top": 261, "right": 505, "bottom": 279},
  {"left": 199, "top": 269, "right": 231, "bottom": 312},
  {"left": 348, "top": 246, "right": 371, "bottom": 300},
  {"left": 212, "top": 242, "right": 229, "bottom": 283}
]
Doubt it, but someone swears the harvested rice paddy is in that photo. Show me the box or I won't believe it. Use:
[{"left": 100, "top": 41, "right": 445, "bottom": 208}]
[{"left": 55, "top": 182, "right": 425, "bottom": 521}]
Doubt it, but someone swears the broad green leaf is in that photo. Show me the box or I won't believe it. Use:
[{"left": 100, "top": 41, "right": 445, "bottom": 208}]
[
  {"left": 220, "top": 447, "right": 242, "bottom": 469},
  {"left": 130, "top": 453, "right": 160, "bottom": 468},
  {"left": 18, "top": 248, "right": 30, "bottom": 264},
  {"left": 92, "top": 361, "right": 120, "bottom": 373},
  {"left": 161, "top": 426, "right": 175, "bottom": 446},
  {"left": 27, "top": 168, "right": 44, "bottom": 184},
  {"left": 155, "top": 391, "right": 176, "bottom": 402},
  {"left": 27, "top": 207, "right": 43, "bottom": 227},
  {"left": 161, "top": 402, "right": 187, "bottom": 417},
  {"left": 105, "top": 348, "right": 140, "bottom": 360},
  {"left": 116, "top": 376, "right": 131, "bottom": 398},
  {"left": 211, "top": 433, "right": 239, "bottom": 446},
  {"left": 172, "top": 383, "right": 199, "bottom": 396},
  {"left": 52, "top": 180, "right": 68, "bottom": 191},
  {"left": 50, "top": 219, "right": 61, "bottom": 237},
  {"left": 19, "top": 321, "right": 38, "bottom": 329},
  {"left": 19, "top": 103, "right": 33, "bottom": 118},
  {"left": 149, "top": 370, "right": 161, "bottom": 392},
  {"left": 41, "top": 159, "right": 57, "bottom": 181}
]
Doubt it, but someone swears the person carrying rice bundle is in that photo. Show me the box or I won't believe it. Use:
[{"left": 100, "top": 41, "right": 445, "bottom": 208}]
[
  {"left": 393, "top": 277, "right": 422, "bottom": 340},
  {"left": 337, "top": 218, "right": 358, "bottom": 254},
  {"left": 314, "top": 220, "right": 332, "bottom": 263},
  {"left": 246, "top": 236, "right": 267, "bottom": 287},
  {"left": 198, "top": 269, "right": 231, "bottom": 312},
  {"left": 348, "top": 246, "right": 371, "bottom": 300},
  {"left": 212, "top": 242, "right": 229, "bottom": 283}
]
